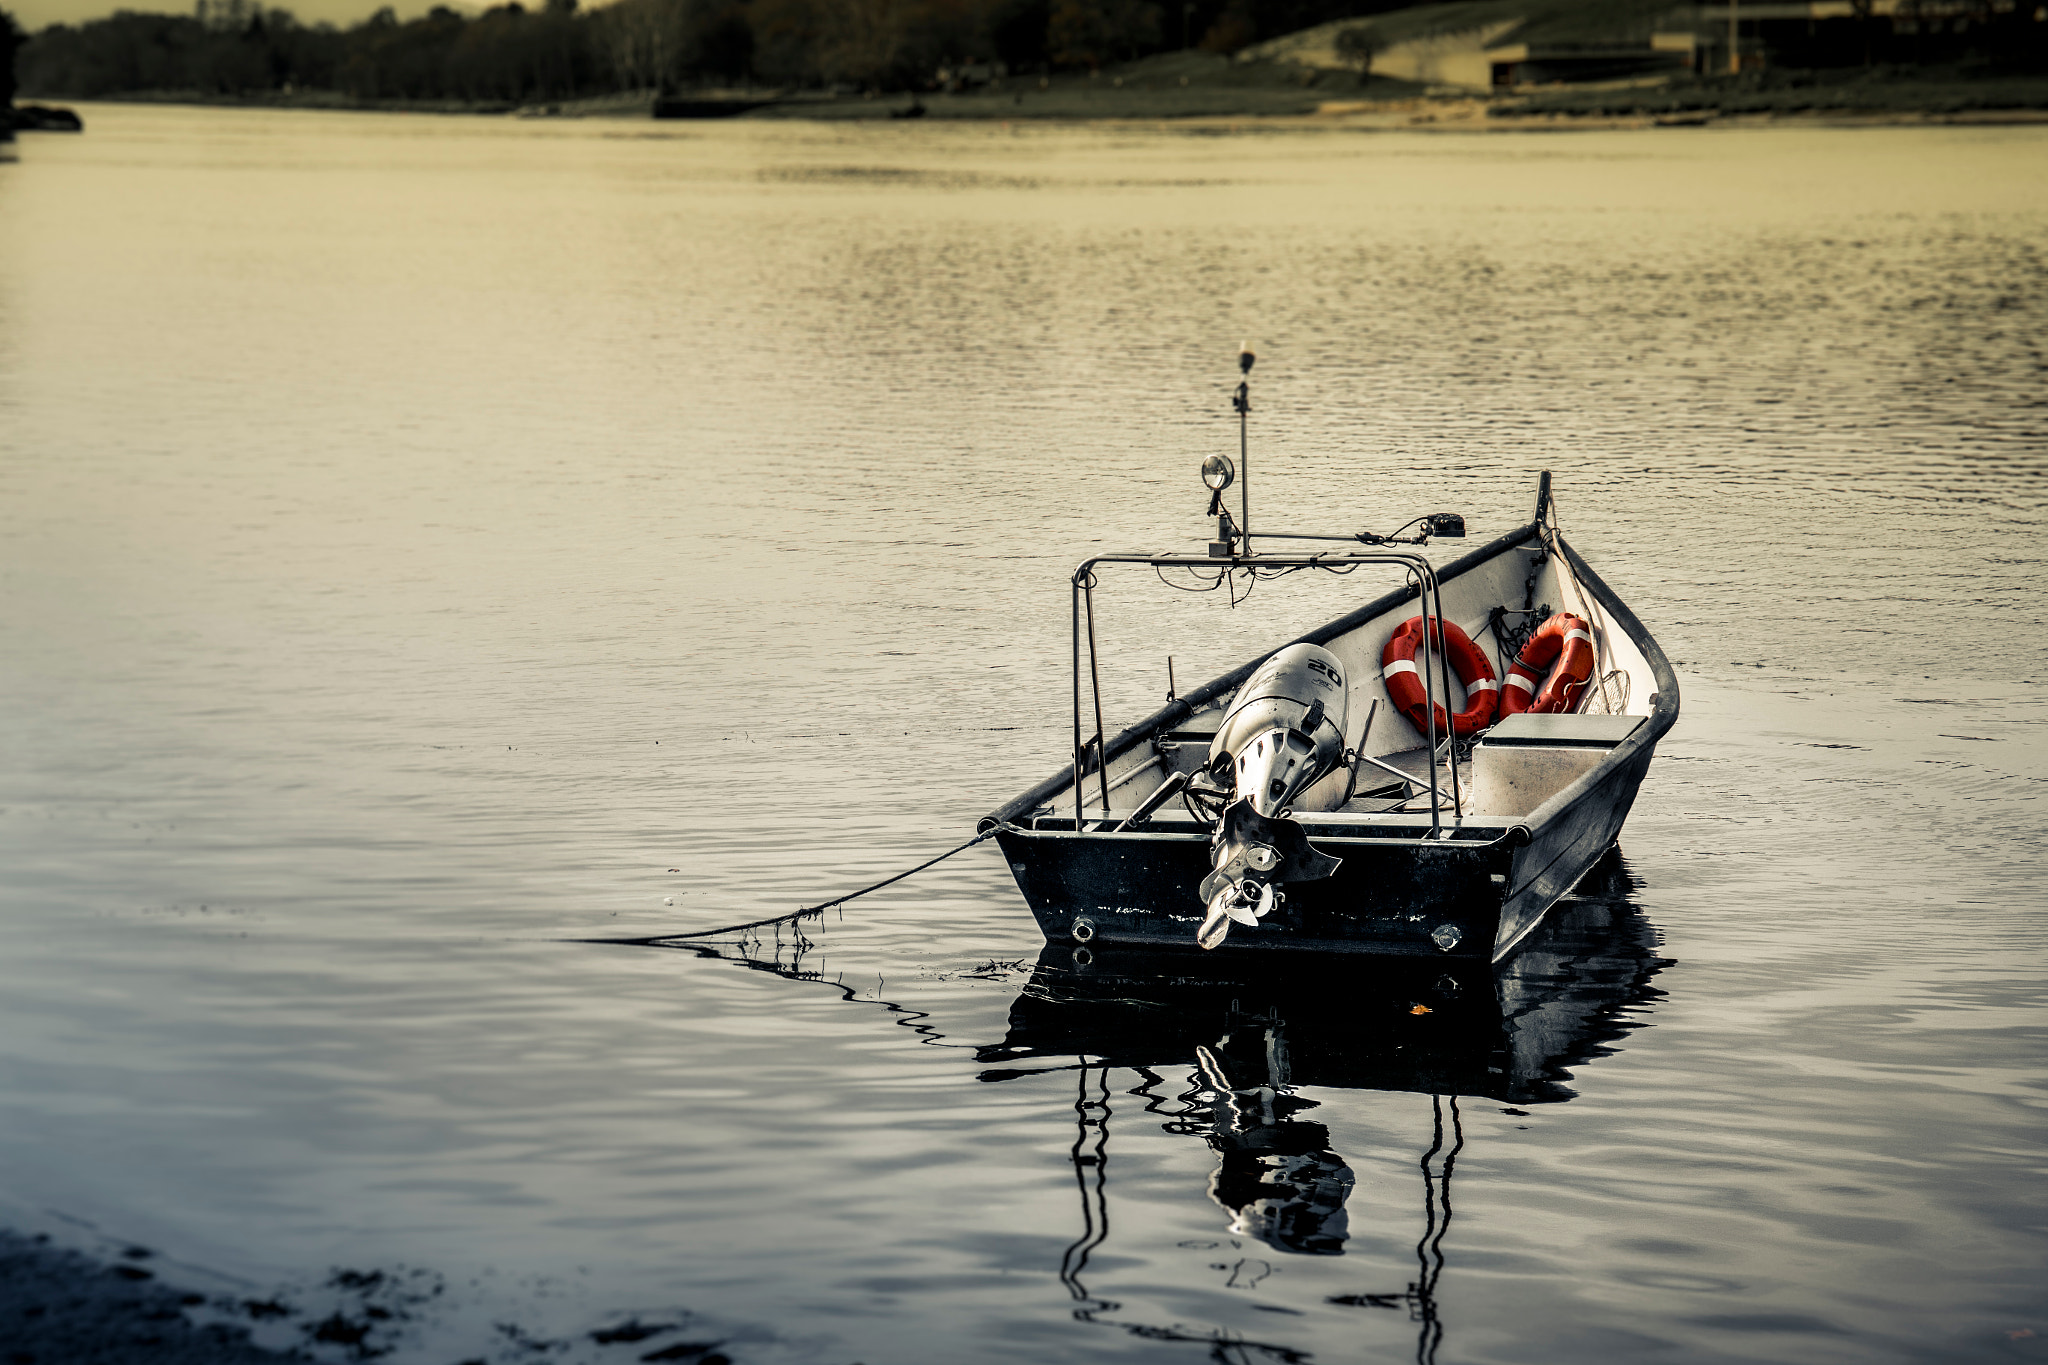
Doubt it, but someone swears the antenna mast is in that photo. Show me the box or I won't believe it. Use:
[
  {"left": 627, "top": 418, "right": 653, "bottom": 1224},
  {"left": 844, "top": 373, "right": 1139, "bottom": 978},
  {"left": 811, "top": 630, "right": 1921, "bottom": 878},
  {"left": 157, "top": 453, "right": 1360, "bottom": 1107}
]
[{"left": 1234, "top": 342, "right": 1255, "bottom": 555}]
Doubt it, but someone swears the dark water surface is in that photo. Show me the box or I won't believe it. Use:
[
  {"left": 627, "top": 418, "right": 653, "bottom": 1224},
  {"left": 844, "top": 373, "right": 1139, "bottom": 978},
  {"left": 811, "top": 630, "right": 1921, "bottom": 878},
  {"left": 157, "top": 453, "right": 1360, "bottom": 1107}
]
[{"left": 1, "top": 105, "right": 2044, "bottom": 1364}]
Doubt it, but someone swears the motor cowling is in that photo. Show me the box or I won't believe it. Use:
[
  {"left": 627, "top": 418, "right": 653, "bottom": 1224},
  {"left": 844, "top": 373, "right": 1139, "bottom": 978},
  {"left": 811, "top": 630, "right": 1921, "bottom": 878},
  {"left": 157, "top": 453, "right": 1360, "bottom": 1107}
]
[{"left": 1208, "top": 643, "right": 1349, "bottom": 817}]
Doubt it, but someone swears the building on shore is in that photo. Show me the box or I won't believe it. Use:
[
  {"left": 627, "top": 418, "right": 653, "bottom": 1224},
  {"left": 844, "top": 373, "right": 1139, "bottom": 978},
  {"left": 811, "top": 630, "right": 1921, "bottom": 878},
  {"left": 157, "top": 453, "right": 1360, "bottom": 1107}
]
[
  {"left": 1685, "top": 0, "right": 2046, "bottom": 78},
  {"left": 1243, "top": 0, "right": 2047, "bottom": 92}
]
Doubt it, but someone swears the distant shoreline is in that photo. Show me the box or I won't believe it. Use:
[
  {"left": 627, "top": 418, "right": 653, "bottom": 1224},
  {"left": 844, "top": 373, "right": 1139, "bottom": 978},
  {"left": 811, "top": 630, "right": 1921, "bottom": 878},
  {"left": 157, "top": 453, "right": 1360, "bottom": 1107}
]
[{"left": 28, "top": 67, "right": 2048, "bottom": 130}]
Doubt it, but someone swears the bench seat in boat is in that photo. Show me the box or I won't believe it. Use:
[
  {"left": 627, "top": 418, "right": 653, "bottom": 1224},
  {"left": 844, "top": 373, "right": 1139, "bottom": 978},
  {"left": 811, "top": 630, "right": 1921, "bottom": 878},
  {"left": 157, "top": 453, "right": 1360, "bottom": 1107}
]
[{"left": 1466, "top": 714, "right": 1645, "bottom": 818}]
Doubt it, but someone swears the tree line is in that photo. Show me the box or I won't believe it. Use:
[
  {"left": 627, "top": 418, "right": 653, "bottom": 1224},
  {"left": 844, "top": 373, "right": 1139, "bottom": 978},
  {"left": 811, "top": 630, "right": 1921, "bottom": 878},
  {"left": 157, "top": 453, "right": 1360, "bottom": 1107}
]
[
  {"left": 3, "top": 7, "right": 24, "bottom": 105},
  {"left": 5, "top": 0, "right": 1398, "bottom": 102}
]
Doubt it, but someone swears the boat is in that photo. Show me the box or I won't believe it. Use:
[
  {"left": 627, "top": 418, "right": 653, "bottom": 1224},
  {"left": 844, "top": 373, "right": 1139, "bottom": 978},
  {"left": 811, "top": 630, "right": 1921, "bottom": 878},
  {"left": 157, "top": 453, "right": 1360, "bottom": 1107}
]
[{"left": 978, "top": 349, "right": 1680, "bottom": 962}]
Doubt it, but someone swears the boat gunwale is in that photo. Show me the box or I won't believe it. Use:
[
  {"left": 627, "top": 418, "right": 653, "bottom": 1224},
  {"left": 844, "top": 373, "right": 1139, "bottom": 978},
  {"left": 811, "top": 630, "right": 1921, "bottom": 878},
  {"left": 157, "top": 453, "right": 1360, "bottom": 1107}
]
[{"left": 1001, "top": 823, "right": 1525, "bottom": 847}]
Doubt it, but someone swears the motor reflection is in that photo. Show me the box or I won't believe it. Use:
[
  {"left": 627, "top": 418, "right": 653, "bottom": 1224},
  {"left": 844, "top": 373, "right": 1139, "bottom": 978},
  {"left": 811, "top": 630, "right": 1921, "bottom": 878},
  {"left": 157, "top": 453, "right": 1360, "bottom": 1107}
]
[{"left": 1195, "top": 1030, "right": 1354, "bottom": 1256}]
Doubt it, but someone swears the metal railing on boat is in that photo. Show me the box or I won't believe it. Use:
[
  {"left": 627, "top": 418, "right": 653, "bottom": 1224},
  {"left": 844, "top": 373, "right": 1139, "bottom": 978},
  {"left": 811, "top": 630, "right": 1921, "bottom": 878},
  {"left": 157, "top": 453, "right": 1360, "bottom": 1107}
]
[{"left": 1068, "top": 548, "right": 1464, "bottom": 839}]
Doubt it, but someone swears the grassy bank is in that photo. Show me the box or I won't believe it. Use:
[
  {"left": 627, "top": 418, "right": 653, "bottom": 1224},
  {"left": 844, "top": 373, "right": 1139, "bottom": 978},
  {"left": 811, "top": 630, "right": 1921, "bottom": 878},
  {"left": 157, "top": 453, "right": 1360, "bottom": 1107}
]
[
  {"left": 743, "top": 57, "right": 2048, "bottom": 123},
  {"left": 1492, "top": 66, "right": 2048, "bottom": 121},
  {"left": 748, "top": 50, "right": 1418, "bottom": 121}
]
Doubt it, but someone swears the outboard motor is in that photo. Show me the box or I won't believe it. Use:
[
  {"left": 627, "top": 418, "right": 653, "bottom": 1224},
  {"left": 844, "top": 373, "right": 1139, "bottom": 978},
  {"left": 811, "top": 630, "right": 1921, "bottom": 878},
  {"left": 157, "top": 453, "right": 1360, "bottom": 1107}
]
[{"left": 1196, "top": 643, "right": 1348, "bottom": 950}]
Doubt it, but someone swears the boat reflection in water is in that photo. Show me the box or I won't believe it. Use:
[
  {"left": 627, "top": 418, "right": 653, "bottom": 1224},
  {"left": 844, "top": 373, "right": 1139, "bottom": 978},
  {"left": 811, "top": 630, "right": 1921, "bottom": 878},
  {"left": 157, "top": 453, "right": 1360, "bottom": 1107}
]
[
  {"left": 974, "top": 852, "right": 1668, "bottom": 1364},
  {"left": 595, "top": 853, "right": 1665, "bottom": 1363}
]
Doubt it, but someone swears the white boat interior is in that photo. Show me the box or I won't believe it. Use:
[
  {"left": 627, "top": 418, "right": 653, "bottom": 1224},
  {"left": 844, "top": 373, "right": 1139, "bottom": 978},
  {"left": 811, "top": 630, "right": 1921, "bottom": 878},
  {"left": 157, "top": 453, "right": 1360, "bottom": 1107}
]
[{"left": 1040, "top": 533, "right": 1661, "bottom": 832}]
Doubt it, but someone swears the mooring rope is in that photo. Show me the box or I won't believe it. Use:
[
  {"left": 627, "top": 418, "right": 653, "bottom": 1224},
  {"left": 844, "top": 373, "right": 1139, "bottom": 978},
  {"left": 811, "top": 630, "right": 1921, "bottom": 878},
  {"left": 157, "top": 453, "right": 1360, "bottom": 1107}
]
[{"left": 578, "top": 827, "right": 1002, "bottom": 947}]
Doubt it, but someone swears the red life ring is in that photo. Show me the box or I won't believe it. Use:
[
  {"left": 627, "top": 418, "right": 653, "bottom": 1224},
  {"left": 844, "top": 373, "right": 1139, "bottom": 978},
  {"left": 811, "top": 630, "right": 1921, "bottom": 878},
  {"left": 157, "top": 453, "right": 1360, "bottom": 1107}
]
[
  {"left": 1381, "top": 616, "right": 1499, "bottom": 738},
  {"left": 1500, "top": 613, "right": 1595, "bottom": 716}
]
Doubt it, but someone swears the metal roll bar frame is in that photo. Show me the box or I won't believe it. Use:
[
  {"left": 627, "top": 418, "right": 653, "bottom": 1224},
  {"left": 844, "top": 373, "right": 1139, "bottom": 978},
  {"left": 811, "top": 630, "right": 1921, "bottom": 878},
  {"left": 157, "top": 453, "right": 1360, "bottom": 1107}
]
[{"left": 1069, "top": 549, "right": 1465, "bottom": 841}]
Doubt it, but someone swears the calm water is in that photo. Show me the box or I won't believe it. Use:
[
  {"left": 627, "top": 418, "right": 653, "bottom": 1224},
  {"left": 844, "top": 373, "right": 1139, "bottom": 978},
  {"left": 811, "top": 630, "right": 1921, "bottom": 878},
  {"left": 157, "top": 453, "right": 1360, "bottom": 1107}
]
[{"left": 0, "top": 105, "right": 2044, "bottom": 1365}]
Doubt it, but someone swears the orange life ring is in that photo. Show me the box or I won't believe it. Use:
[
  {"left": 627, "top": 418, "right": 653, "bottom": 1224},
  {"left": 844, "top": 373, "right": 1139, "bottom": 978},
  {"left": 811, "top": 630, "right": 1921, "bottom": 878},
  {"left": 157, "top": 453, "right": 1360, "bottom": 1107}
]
[
  {"left": 1381, "top": 616, "right": 1499, "bottom": 738},
  {"left": 1500, "top": 613, "right": 1595, "bottom": 716}
]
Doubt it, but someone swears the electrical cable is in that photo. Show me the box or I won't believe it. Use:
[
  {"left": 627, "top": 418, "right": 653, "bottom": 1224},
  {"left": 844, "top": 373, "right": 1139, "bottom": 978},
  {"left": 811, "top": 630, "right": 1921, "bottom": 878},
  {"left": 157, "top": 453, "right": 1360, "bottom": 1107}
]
[{"left": 1154, "top": 563, "right": 1227, "bottom": 592}]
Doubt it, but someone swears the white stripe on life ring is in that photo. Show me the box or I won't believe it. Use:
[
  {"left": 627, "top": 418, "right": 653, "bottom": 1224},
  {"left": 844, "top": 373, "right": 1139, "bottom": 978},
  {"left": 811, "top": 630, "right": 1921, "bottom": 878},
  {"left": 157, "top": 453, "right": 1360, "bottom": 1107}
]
[
  {"left": 1468, "top": 678, "right": 1499, "bottom": 692},
  {"left": 1383, "top": 660, "right": 1419, "bottom": 678},
  {"left": 1565, "top": 629, "right": 1593, "bottom": 646},
  {"left": 1503, "top": 674, "right": 1536, "bottom": 693}
]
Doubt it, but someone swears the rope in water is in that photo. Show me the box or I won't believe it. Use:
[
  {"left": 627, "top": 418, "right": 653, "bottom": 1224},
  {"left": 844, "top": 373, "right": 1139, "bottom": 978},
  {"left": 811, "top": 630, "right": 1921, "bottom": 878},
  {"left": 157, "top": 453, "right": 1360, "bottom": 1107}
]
[{"left": 580, "top": 827, "right": 1002, "bottom": 947}]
